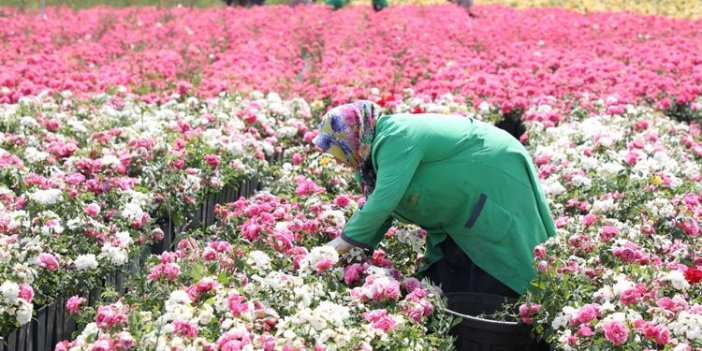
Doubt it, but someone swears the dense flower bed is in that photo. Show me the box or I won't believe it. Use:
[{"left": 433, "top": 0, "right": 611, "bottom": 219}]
[
  {"left": 0, "top": 91, "right": 470, "bottom": 341},
  {"left": 519, "top": 107, "right": 702, "bottom": 349},
  {"left": 1, "top": 5, "right": 701, "bottom": 116},
  {"left": 0, "top": 92, "right": 312, "bottom": 335},
  {"left": 3, "top": 87, "right": 702, "bottom": 350},
  {"left": 55, "top": 191, "right": 454, "bottom": 351}
]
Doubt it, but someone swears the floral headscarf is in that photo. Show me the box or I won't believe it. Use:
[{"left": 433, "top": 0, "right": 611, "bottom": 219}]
[{"left": 313, "top": 100, "right": 382, "bottom": 197}]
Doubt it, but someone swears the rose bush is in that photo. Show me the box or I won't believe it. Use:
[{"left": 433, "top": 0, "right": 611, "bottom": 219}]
[
  {"left": 0, "top": 91, "right": 314, "bottom": 335},
  {"left": 55, "top": 189, "right": 455, "bottom": 351},
  {"left": 519, "top": 105, "right": 702, "bottom": 350}
]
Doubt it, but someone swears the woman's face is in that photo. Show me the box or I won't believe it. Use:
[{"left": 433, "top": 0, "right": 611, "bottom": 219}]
[{"left": 325, "top": 144, "right": 360, "bottom": 170}]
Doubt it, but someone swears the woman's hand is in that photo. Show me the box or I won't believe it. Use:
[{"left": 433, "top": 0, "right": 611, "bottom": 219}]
[{"left": 326, "top": 236, "right": 355, "bottom": 254}]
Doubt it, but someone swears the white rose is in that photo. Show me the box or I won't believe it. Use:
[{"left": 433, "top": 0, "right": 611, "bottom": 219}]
[
  {"left": 0, "top": 282, "right": 20, "bottom": 304},
  {"left": 74, "top": 254, "right": 98, "bottom": 271},
  {"left": 198, "top": 304, "right": 215, "bottom": 324},
  {"left": 16, "top": 302, "right": 33, "bottom": 325},
  {"left": 665, "top": 270, "right": 690, "bottom": 291},
  {"left": 28, "top": 189, "right": 63, "bottom": 206},
  {"left": 24, "top": 147, "right": 49, "bottom": 164},
  {"left": 115, "top": 231, "right": 133, "bottom": 248},
  {"left": 100, "top": 245, "right": 128, "bottom": 266},
  {"left": 100, "top": 154, "right": 121, "bottom": 167},
  {"left": 247, "top": 251, "right": 272, "bottom": 271},
  {"left": 121, "top": 202, "right": 144, "bottom": 221}
]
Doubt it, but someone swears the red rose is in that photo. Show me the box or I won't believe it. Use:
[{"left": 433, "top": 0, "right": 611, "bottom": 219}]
[{"left": 685, "top": 267, "right": 702, "bottom": 284}]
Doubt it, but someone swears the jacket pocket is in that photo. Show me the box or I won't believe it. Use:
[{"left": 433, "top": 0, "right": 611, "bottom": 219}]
[{"left": 463, "top": 193, "right": 514, "bottom": 243}]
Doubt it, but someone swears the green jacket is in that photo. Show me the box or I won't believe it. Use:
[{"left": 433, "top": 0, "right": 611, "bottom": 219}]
[{"left": 340, "top": 113, "right": 557, "bottom": 294}]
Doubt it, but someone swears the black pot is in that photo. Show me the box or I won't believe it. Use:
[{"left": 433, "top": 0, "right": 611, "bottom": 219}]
[{"left": 444, "top": 292, "right": 549, "bottom": 351}]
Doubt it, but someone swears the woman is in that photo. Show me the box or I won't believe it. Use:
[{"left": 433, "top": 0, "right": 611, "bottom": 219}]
[
  {"left": 314, "top": 101, "right": 556, "bottom": 297},
  {"left": 449, "top": 0, "right": 477, "bottom": 17}
]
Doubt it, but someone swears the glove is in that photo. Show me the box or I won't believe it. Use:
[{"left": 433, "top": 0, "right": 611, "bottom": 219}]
[{"left": 326, "top": 236, "right": 355, "bottom": 255}]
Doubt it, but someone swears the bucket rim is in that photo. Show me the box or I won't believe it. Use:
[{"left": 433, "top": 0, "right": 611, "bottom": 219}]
[
  {"left": 443, "top": 292, "right": 522, "bottom": 326},
  {"left": 442, "top": 307, "right": 521, "bottom": 326}
]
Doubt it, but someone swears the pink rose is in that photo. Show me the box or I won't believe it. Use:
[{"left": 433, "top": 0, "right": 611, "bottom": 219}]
[
  {"left": 202, "top": 248, "right": 218, "bottom": 261},
  {"left": 291, "top": 153, "right": 304, "bottom": 166},
  {"left": 303, "top": 131, "right": 316, "bottom": 143},
  {"left": 96, "top": 304, "right": 128, "bottom": 329},
  {"left": 44, "top": 119, "right": 60, "bottom": 132},
  {"left": 599, "top": 225, "right": 618, "bottom": 241},
  {"left": 228, "top": 293, "right": 249, "bottom": 316},
  {"left": 344, "top": 263, "right": 365, "bottom": 285},
  {"left": 163, "top": 263, "right": 180, "bottom": 281},
  {"left": 372, "top": 315, "right": 397, "bottom": 332},
  {"left": 177, "top": 238, "right": 198, "bottom": 252},
  {"left": 382, "top": 281, "right": 401, "bottom": 301},
  {"left": 315, "top": 259, "right": 334, "bottom": 274},
  {"left": 533, "top": 244, "right": 547, "bottom": 259},
  {"left": 217, "top": 330, "right": 251, "bottom": 351},
  {"left": 115, "top": 332, "right": 136, "bottom": 350},
  {"left": 148, "top": 265, "right": 163, "bottom": 281},
  {"left": 259, "top": 335, "right": 275, "bottom": 351},
  {"left": 602, "top": 320, "right": 629, "bottom": 346},
  {"left": 576, "top": 304, "right": 600, "bottom": 325},
  {"left": 534, "top": 154, "right": 550, "bottom": 166},
  {"left": 241, "top": 223, "right": 260, "bottom": 241},
  {"left": 625, "top": 151, "right": 639, "bottom": 166},
  {"left": 90, "top": 340, "right": 110, "bottom": 351},
  {"left": 363, "top": 311, "right": 397, "bottom": 333},
  {"left": 39, "top": 253, "right": 60, "bottom": 271},
  {"left": 578, "top": 325, "right": 594, "bottom": 337},
  {"left": 334, "top": 194, "right": 351, "bottom": 208},
  {"left": 84, "top": 203, "right": 101, "bottom": 218},
  {"left": 195, "top": 278, "right": 218, "bottom": 294},
  {"left": 173, "top": 320, "right": 199, "bottom": 338},
  {"left": 402, "top": 277, "right": 421, "bottom": 293},
  {"left": 519, "top": 303, "right": 541, "bottom": 325},
  {"left": 18, "top": 284, "right": 33, "bottom": 302},
  {"left": 204, "top": 154, "right": 220, "bottom": 168},
  {"left": 619, "top": 288, "right": 642, "bottom": 306},
  {"left": 582, "top": 214, "right": 598, "bottom": 226},
  {"left": 655, "top": 325, "right": 670, "bottom": 345},
  {"left": 65, "top": 173, "right": 86, "bottom": 185}
]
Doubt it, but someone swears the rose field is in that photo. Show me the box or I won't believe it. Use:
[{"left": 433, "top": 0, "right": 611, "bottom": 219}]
[{"left": 1, "top": 2, "right": 702, "bottom": 351}]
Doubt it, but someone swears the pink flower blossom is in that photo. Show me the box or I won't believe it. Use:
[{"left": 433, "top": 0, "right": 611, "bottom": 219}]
[
  {"left": 599, "top": 226, "right": 619, "bottom": 241},
  {"left": 602, "top": 320, "right": 629, "bottom": 346},
  {"left": 227, "top": 293, "right": 249, "bottom": 317},
  {"left": 291, "top": 153, "right": 304, "bottom": 166},
  {"left": 39, "top": 253, "right": 60, "bottom": 271},
  {"left": 364, "top": 310, "right": 397, "bottom": 332},
  {"left": 96, "top": 304, "right": 128, "bottom": 329},
  {"left": 18, "top": 284, "right": 33, "bottom": 302},
  {"left": 66, "top": 296, "right": 86, "bottom": 314},
  {"left": 204, "top": 154, "right": 220, "bottom": 168},
  {"left": 172, "top": 320, "right": 199, "bottom": 338},
  {"left": 334, "top": 194, "right": 351, "bottom": 208},
  {"left": 84, "top": 203, "right": 101, "bottom": 218}
]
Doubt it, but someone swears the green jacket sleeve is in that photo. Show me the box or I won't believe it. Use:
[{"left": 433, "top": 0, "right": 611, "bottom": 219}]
[{"left": 341, "top": 135, "right": 423, "bottom": 249}]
